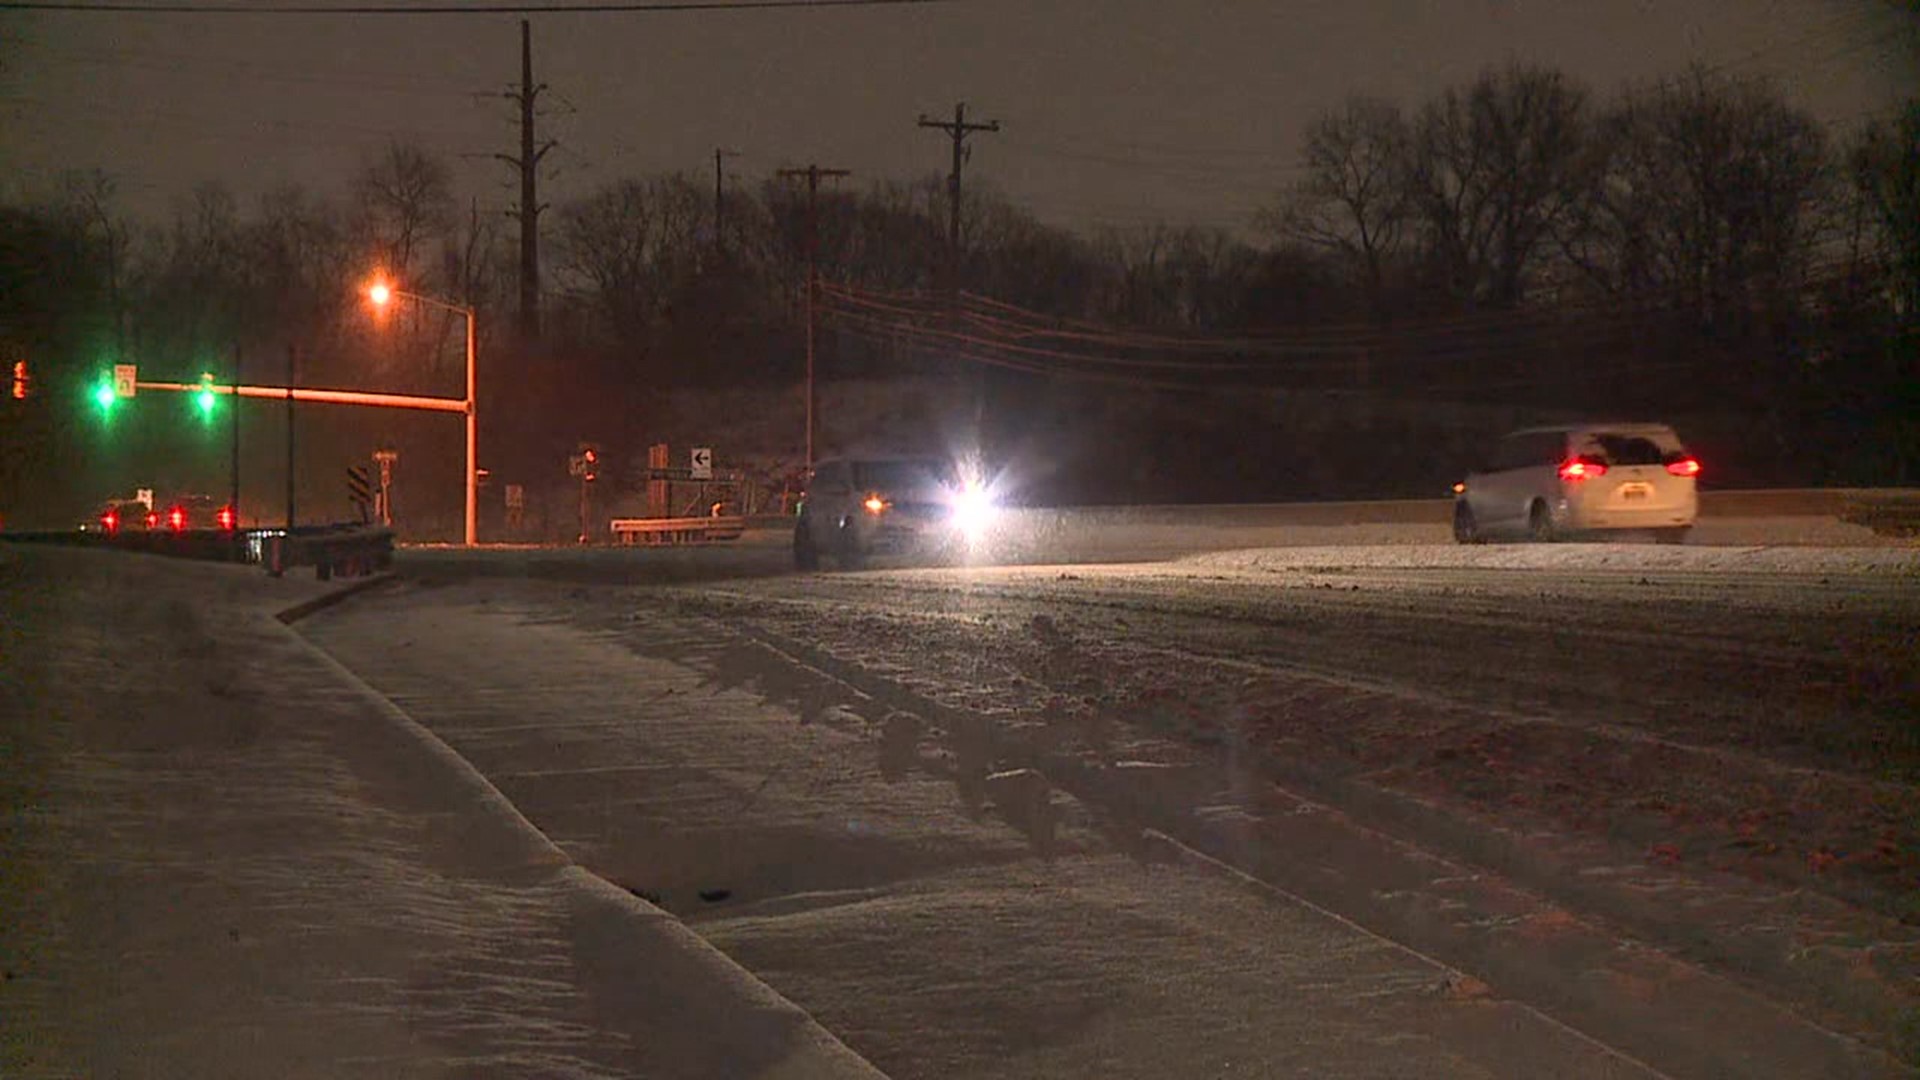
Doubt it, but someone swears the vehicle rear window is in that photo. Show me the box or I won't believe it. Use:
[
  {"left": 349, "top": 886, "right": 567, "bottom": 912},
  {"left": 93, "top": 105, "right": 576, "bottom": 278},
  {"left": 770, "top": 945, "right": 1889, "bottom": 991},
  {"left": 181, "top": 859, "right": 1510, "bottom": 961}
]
[
  {"left": 1589, "top": 434, "right": 1669, "bottom": 466},
  {"left": 853, "top": 460, "right": 953, "bottom": 490},
  {"left": 1488, "top": 432, "right": 1564, "bottom": 471}
]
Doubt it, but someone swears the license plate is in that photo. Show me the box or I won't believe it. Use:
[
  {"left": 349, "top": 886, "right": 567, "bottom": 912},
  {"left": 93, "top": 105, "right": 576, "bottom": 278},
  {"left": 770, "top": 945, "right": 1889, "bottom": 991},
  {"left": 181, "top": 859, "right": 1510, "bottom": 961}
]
[{"left": 1620, "top": 483, "right": 1650, "bottom": 501}]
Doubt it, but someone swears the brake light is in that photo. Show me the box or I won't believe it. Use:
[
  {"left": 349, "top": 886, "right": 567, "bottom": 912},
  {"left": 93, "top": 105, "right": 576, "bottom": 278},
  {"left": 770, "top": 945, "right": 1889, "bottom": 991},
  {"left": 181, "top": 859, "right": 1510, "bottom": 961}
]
[
  {"left": 167, "top": 507, "right": 187, "bottom": 531},
  {"left": 102, "top": 510, "right": 120, "bottom": 532},
  {"left": 1558, "top": 458, "right": 1607, "bottom": 481},
  {"left": 145, "top": 511, "right": 160, "bottom": 529},
  {"left": 217, "top": 505, "right": 236, "bottom": 530},
  {"left": 863, "top": 494, "right": 887, "bottom": 514},
  {"left": 1664, "top": 457, "right": 1701, "bottom": 477}
]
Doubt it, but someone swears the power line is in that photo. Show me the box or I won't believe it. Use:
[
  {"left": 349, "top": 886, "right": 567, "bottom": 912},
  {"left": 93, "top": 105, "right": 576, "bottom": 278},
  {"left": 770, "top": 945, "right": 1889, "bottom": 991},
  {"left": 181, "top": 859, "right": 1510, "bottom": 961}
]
[
  {"left": 0, "top": 0, "right": 956, "bottom": 12},
  {"left": 19, "top": 42, "right": 484, "bottom": 94}
]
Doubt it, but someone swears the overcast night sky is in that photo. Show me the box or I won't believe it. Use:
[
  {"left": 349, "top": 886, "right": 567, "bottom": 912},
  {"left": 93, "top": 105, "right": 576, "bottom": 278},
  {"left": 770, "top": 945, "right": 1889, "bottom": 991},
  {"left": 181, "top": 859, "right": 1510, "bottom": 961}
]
[{"left": 1, "top": 0, "right": 1915, "bottom": 237}]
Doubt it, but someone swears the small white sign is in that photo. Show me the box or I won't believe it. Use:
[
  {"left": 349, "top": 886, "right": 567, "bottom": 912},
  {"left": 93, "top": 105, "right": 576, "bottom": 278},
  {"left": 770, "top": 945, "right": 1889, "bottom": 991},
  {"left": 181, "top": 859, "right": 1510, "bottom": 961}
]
[
  {"left": 135, "top": 488, "right": 154, "bottom": 509},
  {"left": 113, "top": 364, "right": 137, "bottom": 399},
  {"left": 690, "top": 446, "right": 713, "bottom": 480}
]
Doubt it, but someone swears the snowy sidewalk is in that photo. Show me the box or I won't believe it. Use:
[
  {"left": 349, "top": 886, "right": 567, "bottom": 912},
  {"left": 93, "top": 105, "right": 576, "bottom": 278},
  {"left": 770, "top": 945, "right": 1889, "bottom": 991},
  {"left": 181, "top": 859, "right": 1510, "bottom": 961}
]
[{"left": 0, "top": 544, "right": 885, "bottom": 1080}]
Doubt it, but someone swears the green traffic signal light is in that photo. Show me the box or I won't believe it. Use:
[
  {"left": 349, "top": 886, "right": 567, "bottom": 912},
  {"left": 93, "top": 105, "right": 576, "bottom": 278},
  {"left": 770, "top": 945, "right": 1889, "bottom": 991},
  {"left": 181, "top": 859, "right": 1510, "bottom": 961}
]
[
  {"left": 93, "top": 381, "right": 117, "bottom": 412},
  {"left": 193, "top": 373, "right": 219, "bottom": 420}
]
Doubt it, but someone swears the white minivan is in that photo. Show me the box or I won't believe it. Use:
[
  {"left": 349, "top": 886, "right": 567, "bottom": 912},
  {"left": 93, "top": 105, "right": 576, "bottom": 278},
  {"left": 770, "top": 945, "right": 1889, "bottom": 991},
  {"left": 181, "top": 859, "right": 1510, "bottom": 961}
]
[{"left": 1453, "top": 423, "right": 1701, "bottom": 544}]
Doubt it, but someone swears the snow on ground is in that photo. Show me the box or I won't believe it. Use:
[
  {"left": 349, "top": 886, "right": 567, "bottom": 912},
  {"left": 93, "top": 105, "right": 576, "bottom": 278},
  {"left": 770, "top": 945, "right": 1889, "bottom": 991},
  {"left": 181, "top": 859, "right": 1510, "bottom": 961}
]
[
  {"left": 299, "top": 582, "right": 1668, "bottom": 1080},
  {"left": 1178, "top": 536, "right": 1920, "bottom": 575},
  {"left": 0, "top": 544, "right": 882, "bottom": 1079}
]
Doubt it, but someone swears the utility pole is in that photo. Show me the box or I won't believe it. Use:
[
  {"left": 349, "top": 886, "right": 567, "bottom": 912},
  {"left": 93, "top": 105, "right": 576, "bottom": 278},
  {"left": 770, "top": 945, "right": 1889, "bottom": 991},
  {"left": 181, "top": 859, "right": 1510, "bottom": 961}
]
[
  {"left": 230, "top": 342, "right": 241, "bottom": 531},
  {"left": 496, "top": 18, "right": 555, "bottom": 343},
  {"left": 776, "top": 164, "right": 849, "bottom": 472},
  {"left": 714, "top": 148, "right": 739, "bottom": 259},
  {"left": 917, "top": 102, "right": 1000, "bottom": 291},
  {"left": 918, "top": 102, "right": 999, "bottom": 436},
  {"left": 285, "top": 343, "right": 296, "bottom": 530}
]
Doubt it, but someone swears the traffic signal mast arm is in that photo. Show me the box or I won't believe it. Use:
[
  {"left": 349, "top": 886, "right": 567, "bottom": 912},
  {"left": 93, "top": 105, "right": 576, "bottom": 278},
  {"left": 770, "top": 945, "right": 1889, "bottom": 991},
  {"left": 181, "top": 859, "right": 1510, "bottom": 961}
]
[{"left": 134, "top": 380, "right": 468, "bottom": 414}]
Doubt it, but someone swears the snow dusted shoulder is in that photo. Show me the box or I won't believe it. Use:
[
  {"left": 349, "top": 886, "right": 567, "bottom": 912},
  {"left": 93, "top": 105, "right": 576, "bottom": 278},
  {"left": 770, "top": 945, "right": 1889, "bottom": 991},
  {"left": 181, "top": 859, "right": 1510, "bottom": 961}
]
[{"left": 0, "top": 544, "right": 885, "bottom": 1080}]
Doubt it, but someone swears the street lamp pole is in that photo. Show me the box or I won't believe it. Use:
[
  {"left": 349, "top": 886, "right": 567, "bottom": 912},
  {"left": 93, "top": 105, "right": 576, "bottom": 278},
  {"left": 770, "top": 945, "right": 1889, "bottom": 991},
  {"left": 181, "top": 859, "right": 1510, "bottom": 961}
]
[
  {"left": 371, "top": 282, "right": 477, "bottom": 547},
  {"left": 463, "top": 300, "right": 476, "bottom": 548}
]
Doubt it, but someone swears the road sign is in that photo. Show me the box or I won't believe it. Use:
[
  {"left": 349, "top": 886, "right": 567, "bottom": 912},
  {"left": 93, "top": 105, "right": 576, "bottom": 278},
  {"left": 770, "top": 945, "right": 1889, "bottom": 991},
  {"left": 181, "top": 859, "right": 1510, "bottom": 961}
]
[
  {"left": 690, "top": 446, "right": 713, "bottom": 480},
  {"left": 346, "top": 465, "right": 372, "bottom": 523},
  {"left": 135, "top": 488, "right": 153, "bottom": 509},
  {"left": 113, "top": 364, "right": 137, "bottom": 399}
]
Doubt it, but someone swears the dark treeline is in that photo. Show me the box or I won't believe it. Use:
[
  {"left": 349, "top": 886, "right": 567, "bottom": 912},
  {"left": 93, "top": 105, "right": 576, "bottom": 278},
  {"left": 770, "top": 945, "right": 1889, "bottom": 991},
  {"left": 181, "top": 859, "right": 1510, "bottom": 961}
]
[{"left": 2, "top": 61, "right": 1915, "bottom": 529}]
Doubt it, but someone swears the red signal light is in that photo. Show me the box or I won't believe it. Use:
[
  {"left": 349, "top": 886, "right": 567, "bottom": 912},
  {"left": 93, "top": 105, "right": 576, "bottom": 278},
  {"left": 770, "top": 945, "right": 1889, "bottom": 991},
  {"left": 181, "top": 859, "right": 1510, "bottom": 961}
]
[
  {"left": 167, "top": 507, "right": 187, "bottom": 531},
  {"left": 1664, "top": 457, "right": 1701, "bottom": 478},
  {"left": 217, "top": 505, "right": 236, "bottom": 530},
  {"left": 9, "top": 360, "right": 25, "bottom": 400},
  {"left": 1558, "top": 458, "right": 1607, "bottom": 481}
]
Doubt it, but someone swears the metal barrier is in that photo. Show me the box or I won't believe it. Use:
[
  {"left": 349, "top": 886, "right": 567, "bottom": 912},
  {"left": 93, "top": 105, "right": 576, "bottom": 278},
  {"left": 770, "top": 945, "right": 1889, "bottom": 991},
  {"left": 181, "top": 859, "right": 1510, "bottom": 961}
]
[
  {"left": 261, "top": 525, "right": 396, "bottom": 580},
  {"left": 608, "top": 515, "right": 747, "bottom": 547}
]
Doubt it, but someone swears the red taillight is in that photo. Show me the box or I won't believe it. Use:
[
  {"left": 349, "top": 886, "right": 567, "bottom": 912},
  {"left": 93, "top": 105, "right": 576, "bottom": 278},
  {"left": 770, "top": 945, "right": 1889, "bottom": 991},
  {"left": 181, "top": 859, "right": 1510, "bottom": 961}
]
[
  {"left": 1558, "top": 458, "right": 1608, "bottom": 481},
  {"left": 1665, "top": 457, "right": 1701, "bottom": 477},
  {"left": 145, "top": 511, "right": 160, "bottom": 529},
  {"left": 217, "top": 505, "right": 236, "bottom": 530},
  {"left": 167, "top": 507, "right": 187, "bottom": 531},
  {"left": 102, "top": 510, "right": 120, "bottom": 532}
]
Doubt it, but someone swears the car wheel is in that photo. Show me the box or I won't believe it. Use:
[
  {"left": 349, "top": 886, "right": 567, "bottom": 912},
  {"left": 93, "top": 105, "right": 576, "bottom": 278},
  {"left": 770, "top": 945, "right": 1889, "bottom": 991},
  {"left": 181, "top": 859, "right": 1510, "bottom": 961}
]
[
  {"left": 1656, "top": 526, "right": 1691, "bottom": 546},
  {"left": 1452, "top": 503, "right": 1482, "bottom": 544},
  {"left": 835, "top": 520, "right": 867, "bottom": 570},
  {"left": 793, "top": 521, "right": 819, "bottom": 571},
  {"left": 1526, "top": 501, "right": 1556, "bottom": 543}
]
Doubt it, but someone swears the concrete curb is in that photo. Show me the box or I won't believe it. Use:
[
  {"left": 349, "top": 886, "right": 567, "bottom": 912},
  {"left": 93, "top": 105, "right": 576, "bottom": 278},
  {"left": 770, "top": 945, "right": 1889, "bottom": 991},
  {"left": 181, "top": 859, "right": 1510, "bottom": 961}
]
[
  {"left": 274, "top": 572, "right": 399, "bottom": 624},
  {"left": 272, "top": 594, "right": 890, "bottom": 1080}
]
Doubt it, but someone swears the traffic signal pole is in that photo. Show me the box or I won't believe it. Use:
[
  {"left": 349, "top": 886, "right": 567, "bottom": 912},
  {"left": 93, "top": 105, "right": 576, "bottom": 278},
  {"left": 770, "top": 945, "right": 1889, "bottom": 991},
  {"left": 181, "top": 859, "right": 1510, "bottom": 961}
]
[
  {"left": 136, "top": 378, "right": 468, "bottom": 536},
  {"left": 230, "top": 345, "right": 241, "bottom": 531},
  {"left": 135, "top": 381, "right": 467, "bottom": 414}
]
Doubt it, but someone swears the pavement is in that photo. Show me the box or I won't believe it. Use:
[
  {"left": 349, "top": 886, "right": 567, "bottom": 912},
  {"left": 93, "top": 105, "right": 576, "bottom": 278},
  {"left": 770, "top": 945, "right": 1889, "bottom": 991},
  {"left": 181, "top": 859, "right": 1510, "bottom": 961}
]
[
  {"left": 0, "top": 543, "right": 885, "bottom": 1080},
  {"left": 6, "top": 524, "right": 1912, "bottom": 1079}
]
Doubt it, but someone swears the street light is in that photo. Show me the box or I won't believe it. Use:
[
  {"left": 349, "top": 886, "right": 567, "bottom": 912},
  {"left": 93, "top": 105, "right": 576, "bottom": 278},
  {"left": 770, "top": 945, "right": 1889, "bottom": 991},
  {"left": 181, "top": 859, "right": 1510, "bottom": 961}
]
[{"left": 365, "top": 273, "right": 478, "bottom": 547}]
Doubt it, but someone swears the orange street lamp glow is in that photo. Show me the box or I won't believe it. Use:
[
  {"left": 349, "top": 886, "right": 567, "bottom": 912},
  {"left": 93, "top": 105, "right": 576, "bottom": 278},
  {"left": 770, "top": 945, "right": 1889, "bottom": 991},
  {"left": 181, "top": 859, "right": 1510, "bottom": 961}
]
[{"left": 361, "top": 272, "right": 478, "bottom": 547}]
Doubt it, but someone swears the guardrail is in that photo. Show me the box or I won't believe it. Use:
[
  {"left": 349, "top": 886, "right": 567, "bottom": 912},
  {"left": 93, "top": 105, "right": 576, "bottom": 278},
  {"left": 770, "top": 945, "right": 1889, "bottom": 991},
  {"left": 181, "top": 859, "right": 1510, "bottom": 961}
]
[
  {"left": 259, "top": 525, "right": 395, "bottom": 580},
  {"left": 608, "top": 515, "right": 747, "bottom": 546}
]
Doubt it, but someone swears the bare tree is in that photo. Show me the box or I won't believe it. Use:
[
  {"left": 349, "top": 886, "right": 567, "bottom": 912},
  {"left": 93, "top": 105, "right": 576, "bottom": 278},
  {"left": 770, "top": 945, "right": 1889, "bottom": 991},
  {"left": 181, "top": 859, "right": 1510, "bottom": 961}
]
[
  {"left": 1850, "top": 100, "right": 1920, "bottom": 316},
  {"left": 1260, "top": 96, "right": 1410, "bottom": 316},
  {"left": 551, "top": 174, "right": 707, "bottom": 352},
  {"left": 1405, "top": 62, "right": 1589, "bottom": 308},
  {"left": 352, "top": 141, "right": 456, "bottom": 284},
  {"left": 53, "top": 169, "right": 132, "bottom": 351},
  {"left": 1572, "top": 66, "right": 1828, "bottom": 328}
]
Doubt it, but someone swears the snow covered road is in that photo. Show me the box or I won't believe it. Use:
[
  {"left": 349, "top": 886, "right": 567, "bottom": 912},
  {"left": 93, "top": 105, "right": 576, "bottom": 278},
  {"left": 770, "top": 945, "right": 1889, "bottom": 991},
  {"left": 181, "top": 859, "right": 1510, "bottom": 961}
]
[{"left": 301, "top": 536, "right": 1919, "bottom": 1078}]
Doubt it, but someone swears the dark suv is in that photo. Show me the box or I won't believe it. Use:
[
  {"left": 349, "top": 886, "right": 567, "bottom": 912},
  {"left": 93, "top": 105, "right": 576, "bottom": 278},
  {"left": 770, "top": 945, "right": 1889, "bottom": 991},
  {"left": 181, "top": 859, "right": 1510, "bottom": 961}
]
[{"left": 794, "top": 455, "right": 996, "bottom": 570}]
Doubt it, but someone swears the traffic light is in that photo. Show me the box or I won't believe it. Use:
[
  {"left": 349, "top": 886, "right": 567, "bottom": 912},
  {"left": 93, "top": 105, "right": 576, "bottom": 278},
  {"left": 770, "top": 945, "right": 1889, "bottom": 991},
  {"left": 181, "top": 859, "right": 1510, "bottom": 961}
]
[
  {"left": 194, "top": 372, "right": 218, "bottom": 421},
  {"left": 583, "top": 447, "right": 599, "bottom": 483},
  {"left": 10, "top": 359, "right": 26, "bottom": 400},
  {"left": 92, "top": 377, "right": 117, "bottom": 415}
]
